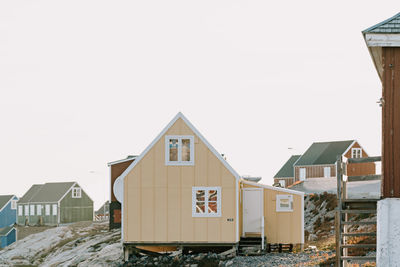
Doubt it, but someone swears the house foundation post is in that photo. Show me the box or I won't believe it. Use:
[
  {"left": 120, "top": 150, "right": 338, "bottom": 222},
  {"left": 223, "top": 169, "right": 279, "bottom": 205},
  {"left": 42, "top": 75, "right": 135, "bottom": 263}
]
[{"left": 377, "top": 198, "right": 400, "bottom": 266}]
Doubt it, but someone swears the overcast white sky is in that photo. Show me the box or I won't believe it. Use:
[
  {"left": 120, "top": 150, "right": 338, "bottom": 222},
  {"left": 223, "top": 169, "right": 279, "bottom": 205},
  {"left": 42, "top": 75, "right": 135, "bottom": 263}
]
[{"left": 0, "top": 1, "right": 395, "bottom": 209}]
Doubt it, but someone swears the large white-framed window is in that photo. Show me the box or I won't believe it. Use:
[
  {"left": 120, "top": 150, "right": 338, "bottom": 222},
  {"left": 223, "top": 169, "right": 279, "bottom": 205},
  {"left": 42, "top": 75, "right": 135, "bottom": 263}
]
[
  {"left": 18, "top": 205, "right": 23, "bottom": 216},
  {"left": 37, "top": 204, "right": 42, "bottom": 216},
  {"left": 276, "top": 195, "right": 293, "bottom": 212},
  {"left": 30, "top": 204, "right": 35, "bottom": 216},
  {"left": 324, "top": 167, "right": 331, "bottom": 178},
  {"left": 192, "top": 187, "right": 221, "bottom": 217},
  {"left": 299, "top": 168, "right": 306, "bottom": 181},
  {"left": 351, "top": 148, "right": 362, "bottom": 158},
  {"left": 24, "top": 205, "right": 29, "bottom": 216},
  {"left": 11, "top": 200, "right": 17, "bottom": 210},
  {"left": 165, "top": 135, "right": 194, "bottom": 166},
  {"left": 45, "top": 204, "right": 50, "bottom": 216},
  {"left": 52, "top": 204, "right": 58, "bottom": 216},
  {"left": 72, "top": 187, "right": 82, "bottom": 198}
]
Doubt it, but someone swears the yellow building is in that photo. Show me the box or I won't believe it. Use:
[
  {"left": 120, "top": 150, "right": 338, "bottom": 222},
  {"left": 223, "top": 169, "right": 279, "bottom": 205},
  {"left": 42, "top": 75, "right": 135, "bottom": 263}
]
[{"left": 113, "top": 112, "right": 304, "bottom": 258}]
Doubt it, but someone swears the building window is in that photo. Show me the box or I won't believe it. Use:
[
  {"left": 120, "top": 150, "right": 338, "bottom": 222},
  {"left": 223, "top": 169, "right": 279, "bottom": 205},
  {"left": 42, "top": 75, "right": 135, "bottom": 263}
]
[
  {"left": 45, "top": 204, "right": 50, "bottom": 216},
  {"left": 37, "top": 204, "right": 42, "bottom": 216},
  {"left": 299, "top": 168, "right": 306, "bottom": 181},
  {"left": 30, "top": 205, "right": 35, "bottom": 216},
  {"left": 276, "top": 195, "right": 293, "bottom": 212},
  {"left": 52, "top": 204, "right": 58, "bottom": 216},
  {"left": 324, "top": 167, "right": 331, "bottom": 178},
  {"left": 165, "top": 135, "right": 194, "bottom": 165},
  {"left": 351, "top": 148, "right": 362, "bottom": 158},
  {"left": 11, "top": 200, "right": 17, "bottom": 210},
  {"left": 192, "top": 187, "right": 221, "bottom": 217},
  {"left": 24, "top": 205, "right": 29, "bottom": 216},
  {"left": 279, "top": 180, "right": 286, "bottom": 188},
  {"left": 18, "top": 206, "right": 23, "bottom": 216},
  {"left": 72, "top": 187, "right": 82, "bottom": 198}
]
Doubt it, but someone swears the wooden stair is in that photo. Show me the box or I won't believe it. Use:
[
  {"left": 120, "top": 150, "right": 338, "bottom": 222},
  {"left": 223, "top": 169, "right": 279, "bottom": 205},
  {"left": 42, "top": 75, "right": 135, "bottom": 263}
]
[{"left": 335, "top": 156, "right": 381, "bottom": 266}]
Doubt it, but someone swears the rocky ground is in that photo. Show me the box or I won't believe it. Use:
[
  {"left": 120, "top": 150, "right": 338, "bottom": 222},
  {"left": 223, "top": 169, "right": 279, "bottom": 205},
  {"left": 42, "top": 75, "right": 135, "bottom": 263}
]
[
  {"left": 0, "top": 193, "right": 348, "bottom": 267},
  {"left": 120, "top": 249, "right": 335, "bottom": 267}
]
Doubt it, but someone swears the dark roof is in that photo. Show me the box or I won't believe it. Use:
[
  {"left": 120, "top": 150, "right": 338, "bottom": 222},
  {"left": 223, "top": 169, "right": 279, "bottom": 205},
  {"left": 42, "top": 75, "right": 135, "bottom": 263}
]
[
  {"left": 95, "top": 201, "right": 110, "bottom": 215},
  {"left": 0, "top": 225, "right": 14, "bottom": 236},
  {"left": 19, "top": 182, "right": 76, "bottom": 203},
  {"left": 294, "top": 140, "right": 355, "bottom": 166},
  {"left": 274, "top": 155, "right": 301, "bottom": 178},
  {"left": 18, "top": 184, "right": 43, "bottom": 204},
  {"left": 363, "top": 12, "right": 400, "bottom": 34},
  {"left": 0, "top": 195, "right": 15, "bottom": 210}
]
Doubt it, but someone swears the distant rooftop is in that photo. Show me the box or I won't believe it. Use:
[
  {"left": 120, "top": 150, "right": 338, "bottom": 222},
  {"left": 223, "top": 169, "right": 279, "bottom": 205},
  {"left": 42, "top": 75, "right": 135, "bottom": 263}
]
[
  {"left": 295, "top": 140, "right": 355, "bottom": 166},
  {"left": 18, "top": 182, "right": 76, "bottom": 204},
  {"left": 274, "top": 155, "right": 301, "bottom": 178}
]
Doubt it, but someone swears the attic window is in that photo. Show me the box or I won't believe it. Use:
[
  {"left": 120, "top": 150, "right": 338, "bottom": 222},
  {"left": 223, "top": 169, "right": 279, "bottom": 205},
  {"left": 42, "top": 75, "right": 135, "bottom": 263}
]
[
  {"left": 192, "top": 187, "right": 221, "bottom": 217},
  {"left": 276, "top": 195, "right": 293, "bottom": 212},
  {"left": 165, "top": 135, "right": 194, "bottom": 165},
  {"left": 351, "top": 148, "right": 362, "bottom": 158},
  {"left": 11, "top": 200, "right": 17, "bottom": 210},
  {"left": 72, "top": 187, "right": 82, "bottom": 198}
]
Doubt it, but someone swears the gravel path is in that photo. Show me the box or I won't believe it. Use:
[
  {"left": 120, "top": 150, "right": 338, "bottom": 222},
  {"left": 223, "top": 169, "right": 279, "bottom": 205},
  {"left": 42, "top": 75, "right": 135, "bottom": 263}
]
[{"left": 221, "top": 251, "right": 335, "bottom": 267}]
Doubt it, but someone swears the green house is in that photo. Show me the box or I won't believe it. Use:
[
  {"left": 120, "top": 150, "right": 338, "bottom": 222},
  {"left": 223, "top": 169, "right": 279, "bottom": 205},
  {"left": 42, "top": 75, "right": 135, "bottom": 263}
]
[{"left": 17, "top": 182, "right": 93, "bottom": 226}]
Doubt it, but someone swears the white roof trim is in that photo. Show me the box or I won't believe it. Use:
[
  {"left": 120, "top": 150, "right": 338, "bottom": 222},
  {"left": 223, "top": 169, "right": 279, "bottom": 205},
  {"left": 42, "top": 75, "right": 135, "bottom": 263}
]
[
  {"left": 341, "top": 140, "right": 357, "bottom": 158},
  {"left": 0, "top": 195, "right": 18, "bottom": 213},
  {"left": 241, "top": 179, "right": 305, "bottom": 196},
  {"left": 0, "top": 226, "right": 15, "bottom": 237},
  {"left": 115, "top": 112, "right": 241, "bottom": 203},
  {"left": 58, "top": 182, "right": 94, "bottom": 204},
  {"left": 365, "top": 33, "right": 400, "bottom": 47},
  {"left": 107, "top": 157, "right": 137, "bottom": 166}
]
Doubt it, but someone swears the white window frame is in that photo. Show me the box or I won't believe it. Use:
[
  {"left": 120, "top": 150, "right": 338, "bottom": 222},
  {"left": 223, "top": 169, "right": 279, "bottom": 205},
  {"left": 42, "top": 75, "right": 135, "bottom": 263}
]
[
  {"left": 45, "top": 204, "right": 50, "bottom": 216},
  {"left": 351, "top": 148, "right": 362, "bottom": 158},
  {"left": 279, "top": 180, "right": 286, "bottom": 188},
  {"left": 24, "top": 205, "right": 29, "bottom": 216},
  {"left": 52, "top": 204, "right": 58, "bottom": 216},
  {"left": 72, "top": 187, "right": 82, "bottom": 198},
  {"left": 276, "top": 195, "right": 293, "bottom": 212},
  {"left": 37, "top": 204, "right": 42, "bottom": 216},
  {"left": 30, "top": 204, "right": 35, "bottom": 216},
  {"left": 11, "top": 200, "right": 17, "bottom": 210},
  {"left": 18, "top": 205, "right": 23, "bottom": 216},
  {"left": 299, "top": 168, "right": 306, "bottom": 181},
  {"left": 324, "top": 167, "right": 331, "bottom": 178},
  {"left": 192, "top": 187, "right": 221, "bottom": 217},
  {"left": 165, "top": 135, "right": 195, "bottom": 166}
]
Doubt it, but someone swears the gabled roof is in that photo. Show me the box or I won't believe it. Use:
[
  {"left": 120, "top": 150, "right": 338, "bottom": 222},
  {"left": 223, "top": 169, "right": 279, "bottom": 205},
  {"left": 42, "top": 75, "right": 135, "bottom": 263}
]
[
  {"left": 0, "top": 195, "right": 16, "bottom": 211},
  {"left": 18, "top": 184, "right": 43, "bottom": 204},
  {"left": 274, "top": 155, "right": 301, "bottom": 178},
  {"left": 19, "top": 182, "right": 77, "bottom": 203},
  {"left": 0, "top": 225, "right": 14, "bottom": 236},
  {"left": 363, "top": 12, "right": 400, "bottom": 34},
  {"left": 114, "top": 112, "right": 241, "bottom": 202},
  {"left": 95, "top": 201, "right": 109, "bottom": 215},
  {"left": 294, "top": 140, "right": 355, "bottom": 166}
]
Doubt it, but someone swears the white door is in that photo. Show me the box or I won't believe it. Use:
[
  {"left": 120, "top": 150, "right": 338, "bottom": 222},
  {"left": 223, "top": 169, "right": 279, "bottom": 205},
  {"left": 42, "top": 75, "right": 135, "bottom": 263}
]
[
  {"left": 324, "top": 167, "right": 330, "bottom": 178},
  {"left": 299, "top": 168, "right": 306, "bottom": 181},
  {"left": 243, "top": 188, "right": 263, "bottom": 235}
]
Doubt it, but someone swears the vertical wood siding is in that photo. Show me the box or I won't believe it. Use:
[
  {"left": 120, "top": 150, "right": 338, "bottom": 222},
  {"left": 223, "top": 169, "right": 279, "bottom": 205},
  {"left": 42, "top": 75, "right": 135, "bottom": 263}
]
[
  {"left": 382, "top": 47, "right": 400, "bottom": 198},
  {"left": 273, "top": 178, "right": 295, "bottom": 188},
  {"left": 124, "top": 118, "right": 237, "bottom": 243},
  {"left": 240, "top": 183, "right": 303, "bottom": 244},
  {"left": 344, "top": 142, "right": 376, "bottom": 177},
  {"left": 294, "top": 165, "right": 336, "bottom": 181}
]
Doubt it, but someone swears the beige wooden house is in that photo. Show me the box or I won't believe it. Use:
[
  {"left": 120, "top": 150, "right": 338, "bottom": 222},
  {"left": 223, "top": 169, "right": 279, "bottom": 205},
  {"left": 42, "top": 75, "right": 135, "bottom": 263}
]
[{"left": 113, "top": 112, "right": 303, "bottom": 257}]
